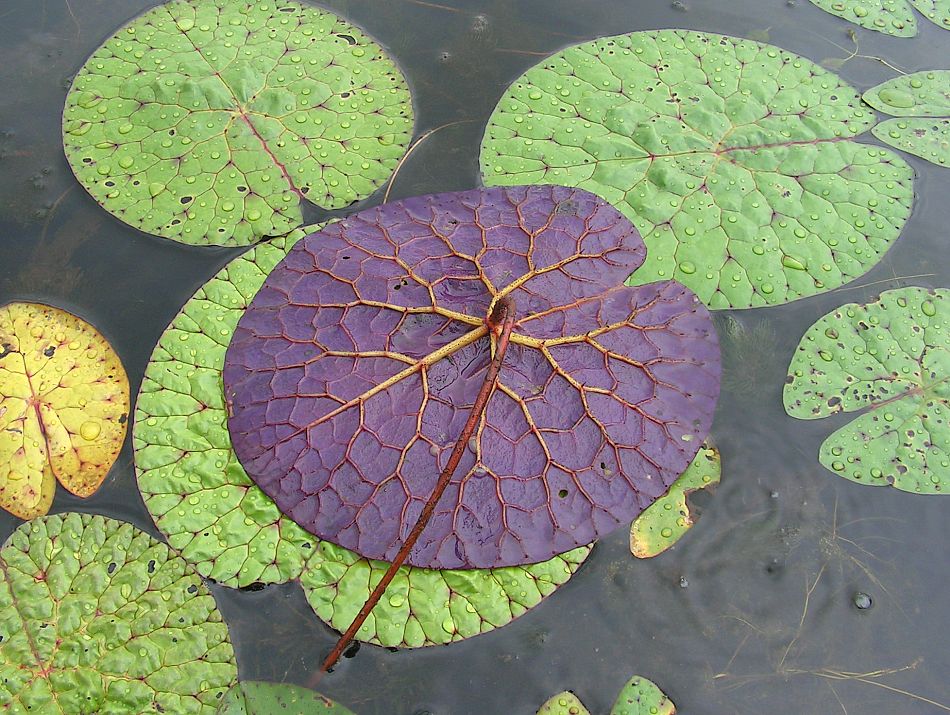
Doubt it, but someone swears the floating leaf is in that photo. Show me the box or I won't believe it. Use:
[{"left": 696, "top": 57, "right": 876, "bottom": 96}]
[
  {"left": 0, "top": 512, "right": 237, "bottom": 713},
  {"left": 536, "top": 691, "right": 591, "bottom": 715},
  {"left": 872, "top": 118, "right": 950, "bottom": 167},
  {"left": 784, "top": 287, "right": 949, "bottom": 494},
  {"left": 864, "top": 71, "right": 950, "bottom": 168},
  {"left": 0, "top": 302, "right": 129, "bottom": 519},
  {"left": 134, "top": 230, "right": 319, "bottom": 587},
  {"left": 630, "top": 441, "right": 720, "bottom": 558},
  {"left": 536, "top": 676, "right": 675, "bottom": 715},
  {"left": 217, "top": 681, "right": 353, "bottom": 714},
  {"left": 864, "top": 71, "right": 950, "bottom": 116},
  {"left": 909, "top": 0, "right": 950, "bottom": 29},
  {"left": 610, "top": 676, "right": 676, "bottom": 715},
  {"left": 133, "top": 224, "right": 591, "bottom": 642},
  {"left": 480, "top": 30, "right": 914, "bottom": 309},
  {"left": 807, "top": 0, "right": 917, "bottom": 36},
  {"left": 63, "top": 0, "right": 413, "bottom": 246},
  {"left": 300, "top": 541, "right": 590, "bottom": 648},
  {"left": 224, "top": 185, "right": 721, "bottom": 570}
]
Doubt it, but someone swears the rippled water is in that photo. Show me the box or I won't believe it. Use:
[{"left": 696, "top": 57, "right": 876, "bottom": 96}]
[{"left": 1, "top": 1, "right": 948, "bottom": 713}]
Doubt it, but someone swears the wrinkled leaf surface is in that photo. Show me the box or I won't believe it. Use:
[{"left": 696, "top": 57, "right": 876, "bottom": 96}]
[
  {"left": 630, "top": 441, "right": 720, "bottom": 558},
  {"left": 224, "top": 185, "right": 720, "bottom": 569},
  {"left": 301, "top": 541, "right": 589, "bottom": 647},
  {"left": 0, "top": 513, "right": 237, "bottom": 713},
  {"left": 784, "top": 287, "right": 948, "bottom": 494},
  {"left": 480, "top": 30, "right": 913, "bottom": 309},
  {"left": 0, "top": 302, "right": 129, "bottom": 519},
  {"left": 134, "top": 227, "right": 590, "bottom": 644},
  {"left": 63, "top": 0, "right": 413, "bottom": 246}
]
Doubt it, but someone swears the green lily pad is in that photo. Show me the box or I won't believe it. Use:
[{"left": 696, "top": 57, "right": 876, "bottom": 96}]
[
  {"left": 807, "top": 0, "right": 918, "bottom": 36},
  {"left": 536, "top": 691, "right": 591, "bottom": 715},
  {"left": 784, "top": 287, "right": 949, "bottom": 494},
  {"left": 63, "top": 0, "right": 413, "bottom": 247},
  {"left": 480, "top": 30, "right": 913, "bottom": 310},
  {"left": 133, "top": 227, "right": 590, "bottom": 642},
  {"left": 217, "top": 681, "right": 353, "bottom": 714},
  {"left": 134, "top": 227, "right": 321, "bottom": 587},
  {"left": 864, "top": 71, "right": 950, "bottom": 168},
  {"left": 630, "top": 442, "right": 721, "bottom": 558},
  {"left": 910, "top": 0, "right": 950, "bottom": 29},
  {"left": 536, "top": 676, "right": 675, "bottom": 715},
  {"left": 610, "top": 676, "right": 676, "bottom": 715},
  {"left": 0, "top": 512, "right": 237, "bottom": 713},
  {"left": 864, "top": 71, "right": 950, "bottom": 116},
  {"left": 300, "top": 541, "right": 590, "bottom": 648},
  {"left": 872, "top": 118, "right": 950, "bottom": 167}
]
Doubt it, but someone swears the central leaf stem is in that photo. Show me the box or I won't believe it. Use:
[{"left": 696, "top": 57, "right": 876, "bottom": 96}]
[{"left": 312, "top": 296, "right": 517, "bottom": 679}]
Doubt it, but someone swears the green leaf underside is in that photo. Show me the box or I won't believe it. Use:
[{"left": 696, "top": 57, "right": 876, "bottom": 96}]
[
  {"left": 63, "top": 0, "right": 413, "bottom": 247},
  {"left": 536, "top": 676, "right": 675, "bottom": 715},
  {"left": 784, "top": 287, "right": 949, "bottom": 494},
  {"left": 217, "top": 681, "right": 353, "bottom": 714},
  {"left": 864, "top": 71, "right": 950, "bottom": 168},
  {"left": 536, "top": 692, "right": 591, "bottom": 715},
  {"left": 611, "top": 676, "right": 676, "bottom": 715},
  {"left": 0, "top": 513, "right": 236, "bottom": 714},
  {"left": 480, "top": 29, "right": 914, "bottom": 310},
  {"left": 630, "top": 442, "right": 720, "bottom": 558},
  {"left": 133, "top": 229, "right": 591, "bottom": 647},
  {"left": 808, "top": 0, "right": 918, "bottom": 35}
]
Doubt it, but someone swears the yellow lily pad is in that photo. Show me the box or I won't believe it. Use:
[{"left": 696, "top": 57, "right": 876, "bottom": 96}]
[{"left": 0, "top": 302, "right": 129, "bottom": 518}]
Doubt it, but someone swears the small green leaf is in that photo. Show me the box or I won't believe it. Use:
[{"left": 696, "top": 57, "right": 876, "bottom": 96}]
[
  {"left": 784, "top": 287, "right": 949, "bottom": 494},
  {"left": 217, "top": 681, "right": 353, "bottom": 714},
  {"left": 0, "top": 512, "right": 237, "bottom": 713},
  {"left": 630, "top": 442, "right": 721, "bottom": 558},
  {"left": 807, "top": 0, "right": 918, "bottom": 36},
  {"left": 63, "top": 0, "right": 413, "bottom": 246},
  {"left": 480, "top": 30, "right": 914, "bottom": 309},
  {"left": 864, "top": 70, "right": 950, "bottom": 117},
  {"left": 872, "top": 118, "right": 950, "bottom": 167},
  {"left": 908, "top": 0, "right": 950, "bottom": 29},
  {"left": 536, "top": 691, "right": 591, "bottom": 715},
  {"left": 133, "top": 227, "right": 591, "bottom": 642},
  {"left": 610, "top": 676, "right": 675, "bottom": 715}
]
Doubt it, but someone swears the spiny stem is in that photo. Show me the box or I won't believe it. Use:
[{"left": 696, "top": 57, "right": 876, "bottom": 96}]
[{"left": 310, "top": 297, "right": 517, "bottom": 682}]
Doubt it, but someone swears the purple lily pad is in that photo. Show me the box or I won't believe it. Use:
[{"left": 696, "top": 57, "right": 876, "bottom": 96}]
[{"left": 223, "top": 185, "right": 720, "bottom": 569}]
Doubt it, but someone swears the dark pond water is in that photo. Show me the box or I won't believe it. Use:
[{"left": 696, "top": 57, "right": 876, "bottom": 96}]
[{"left": 1, "top": 1, "right": 948, "bottom": 713}]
